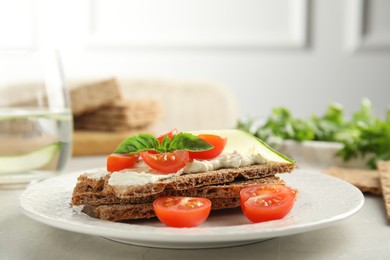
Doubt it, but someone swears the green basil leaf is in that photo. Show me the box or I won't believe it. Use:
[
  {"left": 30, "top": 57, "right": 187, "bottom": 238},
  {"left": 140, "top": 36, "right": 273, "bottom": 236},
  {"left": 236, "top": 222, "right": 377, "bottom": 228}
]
[
  {"left": 113, "top": 132, "right": 214, "bottom": 154},
  {"left": 168, "top": 132, "right": 214, "bottom": 152},
  {"left": 160, "top": 135, "right": 171, "bottom": 152},
  {"left": 114, "top": 133, "right": 159, "bottom": 154}
]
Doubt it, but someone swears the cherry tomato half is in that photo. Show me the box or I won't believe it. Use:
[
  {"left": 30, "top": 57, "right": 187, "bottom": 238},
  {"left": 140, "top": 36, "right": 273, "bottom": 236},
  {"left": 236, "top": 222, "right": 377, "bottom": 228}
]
[
  {"left": 240, "top": 184, "right": 296, "bottom": 223},
  {"left": 157, "top": 128, "right": 179, "bottom": 143},
  {"left": 153, "top": 196, "right": 211, "bottom": 227},
  {"left": 107, "top": 153, "right": 139, "bottom": 172},
  {"left": 140, "top": 150, "right": 190, "bottom": 174},
  {"left": 188, "top": 134, "right": 227, "bottom": 160}
]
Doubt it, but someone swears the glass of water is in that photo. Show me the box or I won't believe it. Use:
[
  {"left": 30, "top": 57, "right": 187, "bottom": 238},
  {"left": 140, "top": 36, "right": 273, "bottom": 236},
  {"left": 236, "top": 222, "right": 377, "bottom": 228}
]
[{"left": 0, "top": 50, "right": 72, "bottom": 185}]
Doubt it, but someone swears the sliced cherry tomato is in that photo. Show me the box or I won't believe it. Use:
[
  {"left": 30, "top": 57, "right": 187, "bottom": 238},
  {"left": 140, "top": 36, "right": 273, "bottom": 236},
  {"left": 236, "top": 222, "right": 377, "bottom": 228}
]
[
  {"left": 140, "top": 150, "right": 189, "bottom": 174},
  {"left": 188, "top": 134, "right": 227, "bottom": 160},
  {"left": 107, "top": 154, "right": 139, "bottom": 172},
  {"left": 240, "top": 184, "right": 296, "bottom": 223},
  {"left": 157, "top": 128, "right": 179, "bottom": 143},
  {"left": 153, "top": 196, "right": 211, "bottom": 227}
]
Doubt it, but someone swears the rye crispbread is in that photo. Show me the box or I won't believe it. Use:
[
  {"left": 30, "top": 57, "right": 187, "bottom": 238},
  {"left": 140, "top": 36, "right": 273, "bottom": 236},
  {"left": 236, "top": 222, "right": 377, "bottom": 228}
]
[
  {"left": 82, "top": 197, "right": 243, "bottom": 221},
  {"left": 70, "top": 78, "right": 122, "bottom": 116},
  {"left": 72, "top": 161, "right": 294, "bottom": 221},
  {"left": 377, "top": 161, "right": 390, "bottom": 220},
  {"left": 102, "top": 162, "right": 295, "bottom": 198},
  {"left": 5, "top": 78, "right": 122, "bottom": 114},
  {"left": 74, "top": 99, "right": 161, "bottom": 132},
  {"left": 72, "top": 175, "right": 284, "bottom": 206},
  {"left": 326, "top": 166, "right": 382, "bottom": 195}
]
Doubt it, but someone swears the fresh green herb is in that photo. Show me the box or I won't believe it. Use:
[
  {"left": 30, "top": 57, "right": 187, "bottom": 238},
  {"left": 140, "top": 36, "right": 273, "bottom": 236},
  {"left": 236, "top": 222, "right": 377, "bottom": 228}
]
[
  {"left": 114, "top": 132, "right": 214, "bottom": 154},
  {"left": 237, "top": 99, "right": 390, "bottom": 169}
]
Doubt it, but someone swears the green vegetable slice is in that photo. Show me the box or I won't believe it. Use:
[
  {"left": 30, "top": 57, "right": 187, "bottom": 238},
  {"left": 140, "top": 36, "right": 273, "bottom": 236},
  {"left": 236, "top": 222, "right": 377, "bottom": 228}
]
[{"left": 190, "top": 129, "right": 295, "bottom": 164}]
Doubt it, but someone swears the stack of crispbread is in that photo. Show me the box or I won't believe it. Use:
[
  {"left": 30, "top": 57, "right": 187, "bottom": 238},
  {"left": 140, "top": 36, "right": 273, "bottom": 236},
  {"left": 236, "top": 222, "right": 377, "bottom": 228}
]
[
  {"left": 70, "top": 78, "right": 123, "bottom": 116},
  {"left": 72, "top": 162, "right": 295, "bottom": 221},
  {"left": 74, "top": 99, "right": 161, "bottom": 132},
  {"left": 70, "top": 78, "right": 161, "bottom": 155}
]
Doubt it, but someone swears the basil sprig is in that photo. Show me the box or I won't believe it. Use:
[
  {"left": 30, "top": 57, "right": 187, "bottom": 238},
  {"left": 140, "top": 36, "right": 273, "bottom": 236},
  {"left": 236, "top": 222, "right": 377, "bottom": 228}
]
[
  {"left": 237, "top": 98, "right": 390, "bottom": 169},
  {"left": 114, "top": 132, "right": 214, "bottom": 154}
]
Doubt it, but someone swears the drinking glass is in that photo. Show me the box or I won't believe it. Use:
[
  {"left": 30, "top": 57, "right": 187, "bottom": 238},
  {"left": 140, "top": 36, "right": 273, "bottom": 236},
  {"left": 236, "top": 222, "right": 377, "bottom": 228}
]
[{"left": 0, "top": 50, "right": 72, "bottom": 186}]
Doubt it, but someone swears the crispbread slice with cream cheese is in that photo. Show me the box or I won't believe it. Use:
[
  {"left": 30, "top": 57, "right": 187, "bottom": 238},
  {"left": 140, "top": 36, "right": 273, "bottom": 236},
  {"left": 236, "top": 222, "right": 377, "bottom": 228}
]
[
  {"left": 103, "top": 162, "right": 294, "bottom": 198},
  {"left": 78, "top": 176, "right": 285, "bottom": 221},
  {"left": 72, "top": 175, "right": 285, "bottom": 207},
  {"left": 71, "top": 129, "right": 296, "bottom": 222}
]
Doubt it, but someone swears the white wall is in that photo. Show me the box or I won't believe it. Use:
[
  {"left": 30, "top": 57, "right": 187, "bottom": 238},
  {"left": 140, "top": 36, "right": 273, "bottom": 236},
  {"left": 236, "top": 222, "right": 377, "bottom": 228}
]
[{"left": 1, "top": 0, "right": 390, "bottom": 120}]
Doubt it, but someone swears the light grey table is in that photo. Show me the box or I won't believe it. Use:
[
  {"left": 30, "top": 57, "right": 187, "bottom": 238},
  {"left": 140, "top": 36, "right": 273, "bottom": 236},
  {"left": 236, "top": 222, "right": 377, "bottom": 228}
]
[{"left": 1, "top": 156, "right": 390, "bottom": 260}]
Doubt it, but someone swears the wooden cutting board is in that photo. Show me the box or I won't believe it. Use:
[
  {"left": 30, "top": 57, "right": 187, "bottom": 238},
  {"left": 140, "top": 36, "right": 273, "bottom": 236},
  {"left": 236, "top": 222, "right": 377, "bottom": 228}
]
[{"left": 72, "top": 130, "right": 153, "bottom": 156}]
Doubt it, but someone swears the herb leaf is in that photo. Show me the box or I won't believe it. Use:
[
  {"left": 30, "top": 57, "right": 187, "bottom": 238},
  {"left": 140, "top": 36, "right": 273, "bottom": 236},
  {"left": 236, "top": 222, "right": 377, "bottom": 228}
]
[
  {"left": 168, "top": 132, "right": 214, "bottom": 152},
  {"left": 160, "top": 135, "right": 171, "bottom": 151},
  {"left": 113, "top": 132, "right": 214, "bottom": 154},
  {"left": 114, "top": 134, "right": 159, "bottom": 154},
  {"left": 237, "top": 99, "right": 390, "bottom": 169}
]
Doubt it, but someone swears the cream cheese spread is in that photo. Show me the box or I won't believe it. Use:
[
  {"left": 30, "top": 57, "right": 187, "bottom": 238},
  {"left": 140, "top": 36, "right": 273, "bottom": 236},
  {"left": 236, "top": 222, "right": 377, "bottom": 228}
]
[
  {"left": 84, "top": 151, "right": 267, "bottom": 187},
  {"left": 108, "top": 161, "right": 177, "bottom": 186},
  {"left": 182, "top": 152, "right": 266, "bottom": 173},
  {"left": 83, "top": 168, "right": 109, "bottom": 180}
]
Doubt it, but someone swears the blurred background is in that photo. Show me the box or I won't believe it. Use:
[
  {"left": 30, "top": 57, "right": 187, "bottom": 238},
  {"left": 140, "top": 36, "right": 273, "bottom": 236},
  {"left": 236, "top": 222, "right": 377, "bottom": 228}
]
[{"left": 1, "top": 0, "right": 389, "bottom": 149}]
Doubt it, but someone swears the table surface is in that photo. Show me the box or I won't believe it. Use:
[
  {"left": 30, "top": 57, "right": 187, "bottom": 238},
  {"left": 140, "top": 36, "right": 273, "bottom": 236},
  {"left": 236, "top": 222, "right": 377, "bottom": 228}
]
[{"left": 1, "top": 156, "right": 390, "bottom": 260}]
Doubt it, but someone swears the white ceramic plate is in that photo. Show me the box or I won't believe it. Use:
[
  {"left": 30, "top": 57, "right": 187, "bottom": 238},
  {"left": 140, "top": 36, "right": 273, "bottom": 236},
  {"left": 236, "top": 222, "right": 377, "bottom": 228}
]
[{"left": 19, "top": 170, "right": 364, "bottom": 249}]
